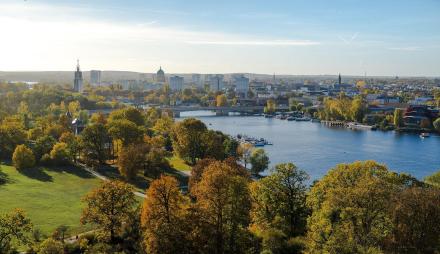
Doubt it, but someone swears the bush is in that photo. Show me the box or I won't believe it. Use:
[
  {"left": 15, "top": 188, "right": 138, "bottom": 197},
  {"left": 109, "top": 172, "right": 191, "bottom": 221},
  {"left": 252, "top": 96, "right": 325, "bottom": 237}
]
[
  {"left": 50, "top": 142, "right": 70, "bottom": 165},
  {"left": 12, "top": 145, "right": 35, "bottom": 170},
  {"left": 38, "top": 238, "right": 64, "bottom": 254},
  {"left": 40, "top": 154, "right": 52, "bottom": 166}
]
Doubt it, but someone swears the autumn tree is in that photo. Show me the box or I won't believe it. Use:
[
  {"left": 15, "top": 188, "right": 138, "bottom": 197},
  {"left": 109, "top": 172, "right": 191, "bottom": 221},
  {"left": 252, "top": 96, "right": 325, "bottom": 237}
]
[
  {"left": 216, "top": 94, "right": 228, "bottom": 107},
  {"left": 12, "top": 144, "right": 36, "bottom": 170},
  {"left": 172, "top": 118, "right": 207, "bottom": 164},
  {"left": 117, "top": 143, "right": 149, "bottom": 180},
  {"left": 0, "top": 209, "right": 33, "bottom": 253},
  {"left": 237, "top": 143, "right": 254, "bottom": 169},
  {"left": 193, "top": 161, "right": 253, "bottom": 254},
  {"left": 0, "top": 121, "right": 26, "bottom": 159},
  {"left": 141, "top": 175, "right": 189, "bottom": 254},
  {"left": 385, "top": 186, "right": 440, "bottom": 253},
  {"left": 264, "top": 99, "right": 276, "bottom": 114},
  {"left": 250, "top": 148, "right": 269, "bottom": 175},
  {"left": 38, "top": 238, "right": 64, "bottom": 254},
  {"left": 81, "top": 181, "right": 137, "bottom": 243}
]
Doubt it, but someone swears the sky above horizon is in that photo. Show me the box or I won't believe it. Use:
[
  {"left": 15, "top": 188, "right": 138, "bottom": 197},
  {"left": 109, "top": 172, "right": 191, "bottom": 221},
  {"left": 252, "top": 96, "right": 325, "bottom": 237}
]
[{"left": 1, "top": 0, "right": 439, "bottom": 76}]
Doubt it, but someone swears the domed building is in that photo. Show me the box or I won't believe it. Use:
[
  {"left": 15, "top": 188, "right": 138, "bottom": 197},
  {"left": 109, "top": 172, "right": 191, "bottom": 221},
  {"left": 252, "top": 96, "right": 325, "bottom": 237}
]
[{"left": 156, "top": 66, "right": 166, "bottom": 83}]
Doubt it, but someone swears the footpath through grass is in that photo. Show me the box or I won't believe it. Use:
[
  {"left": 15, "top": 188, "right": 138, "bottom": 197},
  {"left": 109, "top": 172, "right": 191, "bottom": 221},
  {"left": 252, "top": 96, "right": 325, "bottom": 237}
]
[
  {"left": 0, "top": 164, "right": 101, "bottom": 236},
  {"left": 168, "top": 155, "right": 192, "bottom": 171}
]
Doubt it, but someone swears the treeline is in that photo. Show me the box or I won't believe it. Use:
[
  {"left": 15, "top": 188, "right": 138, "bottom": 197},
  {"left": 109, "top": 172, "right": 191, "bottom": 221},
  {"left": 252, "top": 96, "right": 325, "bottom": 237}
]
[
  {"left": 2, "top": 160, "right": 440, "bottom": 253},
  {"left": 317, "top": 93, "right": 367, "bottom": 123}
]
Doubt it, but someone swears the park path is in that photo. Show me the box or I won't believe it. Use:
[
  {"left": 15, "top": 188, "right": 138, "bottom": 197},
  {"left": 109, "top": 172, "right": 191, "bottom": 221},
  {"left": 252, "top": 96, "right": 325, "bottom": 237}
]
[
  {"left": 77, "top": 163, "right": 192, "bottom": 198},
  {"left": 77, "top": 163, "right": 146, "bottom": 198}
]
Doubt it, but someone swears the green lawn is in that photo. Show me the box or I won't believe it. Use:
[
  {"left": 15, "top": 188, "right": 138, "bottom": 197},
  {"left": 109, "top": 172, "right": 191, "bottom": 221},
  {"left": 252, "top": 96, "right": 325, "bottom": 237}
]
[
  {"left": 168, "top": 155, "right": 192, "bottom": 171},
  {"left": 0, "top": 164, "right": 102, "bottom": 236}
]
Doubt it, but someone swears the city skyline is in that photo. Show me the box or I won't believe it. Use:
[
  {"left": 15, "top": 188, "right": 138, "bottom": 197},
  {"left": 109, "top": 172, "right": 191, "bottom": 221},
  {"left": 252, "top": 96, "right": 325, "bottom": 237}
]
[{"left": 1, "top": 0, "right": 439, "bottom": 76}]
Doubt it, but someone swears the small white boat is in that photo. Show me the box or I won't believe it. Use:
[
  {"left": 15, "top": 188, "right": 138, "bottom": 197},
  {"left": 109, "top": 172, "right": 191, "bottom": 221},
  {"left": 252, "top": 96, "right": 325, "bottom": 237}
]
[{"left": 420, "top": 133, "right": 430, "bottom": 138}]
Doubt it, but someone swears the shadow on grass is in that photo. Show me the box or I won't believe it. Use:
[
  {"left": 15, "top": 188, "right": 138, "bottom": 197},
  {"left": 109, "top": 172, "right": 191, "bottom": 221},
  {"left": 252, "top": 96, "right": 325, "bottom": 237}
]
[
  {"left": 94, "top": 165, "right": 189, "bottom": 193},
  {"left": 45, "top": 165, "right": 95, "bottom": 179},
  {"left": 18, "top": 167, "right": 53, "bottom": 182},
  {"left": 0, "top": 168, "right": 12, "bottom": 185}
]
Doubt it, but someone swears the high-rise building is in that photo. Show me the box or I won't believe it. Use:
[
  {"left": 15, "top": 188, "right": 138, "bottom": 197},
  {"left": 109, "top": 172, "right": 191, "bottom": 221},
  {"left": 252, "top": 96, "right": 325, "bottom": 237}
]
[
  {"left": 73, "top": 60, "right": 83, "bottom": 92},
  {"left": 169, "top": 76, "right": 184, "bottom": 91},
  {"left": 156, "top": 66, "right": 166, "bottom": 83},
  {"left": 209, "top": 74, "right": 224, "bottom": 92},
  {"left": 234, "top": 75, "right": 249, "bottom": 98},
  {"left": 90, "top": 70, "right": 101, "bottom": 86},
  {"left": 192, "top": 74, "right": 203, "bottom": 88}
]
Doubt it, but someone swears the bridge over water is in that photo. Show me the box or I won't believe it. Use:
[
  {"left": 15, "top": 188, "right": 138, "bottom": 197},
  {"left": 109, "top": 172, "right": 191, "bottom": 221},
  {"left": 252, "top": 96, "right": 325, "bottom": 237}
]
[
  {"left": 160, "top": 105, "right": 289, "bottom": 117},
  {"left": 88, "top": 105, "right": 290, "bottom": 118}
]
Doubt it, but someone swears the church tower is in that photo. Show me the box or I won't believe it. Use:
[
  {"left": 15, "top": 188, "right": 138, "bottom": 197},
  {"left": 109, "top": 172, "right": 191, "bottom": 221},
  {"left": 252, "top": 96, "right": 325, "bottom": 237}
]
[
  {"left": 338, "top": 73, "right": 342, "bottom": 85},
  {"left": 74, "top": 60, "right": 83, "bottom": 93}
]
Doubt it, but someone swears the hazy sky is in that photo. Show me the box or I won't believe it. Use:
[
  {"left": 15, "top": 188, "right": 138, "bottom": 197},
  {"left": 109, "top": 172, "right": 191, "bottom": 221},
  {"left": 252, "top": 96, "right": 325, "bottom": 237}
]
[{"left": 1, "top": 0, "right": 439, "bottom": 76}]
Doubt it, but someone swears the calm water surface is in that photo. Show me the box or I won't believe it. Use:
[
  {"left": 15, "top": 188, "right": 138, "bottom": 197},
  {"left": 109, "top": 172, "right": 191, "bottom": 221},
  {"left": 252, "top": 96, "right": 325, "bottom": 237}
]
[{"left": 181, "top": 112, "right": 440, "bottom": 180}]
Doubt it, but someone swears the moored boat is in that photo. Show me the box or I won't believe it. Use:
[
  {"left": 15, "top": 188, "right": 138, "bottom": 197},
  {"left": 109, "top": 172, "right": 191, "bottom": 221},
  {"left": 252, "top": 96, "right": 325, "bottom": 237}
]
[{"left": 420, "top": 132, "right": 430, "bottom": 138}]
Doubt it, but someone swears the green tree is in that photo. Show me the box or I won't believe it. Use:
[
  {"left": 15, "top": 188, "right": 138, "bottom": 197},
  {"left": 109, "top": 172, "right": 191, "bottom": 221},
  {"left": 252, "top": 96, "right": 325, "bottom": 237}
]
[
  {"left": 425, "top": 170, "right": 440, "bottom": 188},
  {"left": 0, "top": 209, "right": 33, "bottom": 253},
  {"left": 59, "top": 132, "right": 81, "bottom": 163},
  {"left": 49, "top": 142, "right": 70, "bottom": 165},
  {"left": 81, "top": 181, "right": 137, "bottom": 243},
  {"left": 80, "top": 123, "right": 110, "bottom": 166},
  {"left": 250, "top": 148, "right": 269, "bottom": 175},
  {"left": 33, "top": 135, "right": 57, "bottom": 161},
  {"left": 12, "top": 144, "right": 36, "bottom": 170},
  {"left": 433, "top": 118, "right": 440, "bottom": 133},
  {"left": 172, "top": 118, "right": 207, "bottom": 164},
  {"left": 108, "top": 107, "right": 145, "bottom": 126},
  {"left": 350, "top": 96, "right": 366, "bottom": 122},
  {"left": 107, "top": 119, "right": 144, "bottom": 147},
  {"left": 306, "top": 161, "right": 400, "bottom": 253},
  {"left": 394, "top": 108, "right": 404, "bottom": 128},
  {"left": 251, "top": 163, "right": 309, "bottom": 238}
]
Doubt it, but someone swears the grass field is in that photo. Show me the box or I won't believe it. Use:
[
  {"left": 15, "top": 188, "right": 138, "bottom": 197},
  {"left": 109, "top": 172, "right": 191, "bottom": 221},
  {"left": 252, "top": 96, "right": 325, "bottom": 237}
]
[
  {"left": 0, "top": 158, "right": 190, "bottom": 237},
  {"left": 0, "top": 164, "right": 102, "bottom": 236},
  {"left": 168, "top": 155, "right": 192, "bottom": 171}
]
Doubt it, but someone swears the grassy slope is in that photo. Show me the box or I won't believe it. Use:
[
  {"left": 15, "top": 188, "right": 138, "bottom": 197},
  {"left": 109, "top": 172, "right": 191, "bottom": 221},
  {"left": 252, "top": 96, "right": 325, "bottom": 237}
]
[
  {"left": 0, "top": 164, "right": 101, "bottom": 235},
  {"left": 168, "top": 155, "right": 192, "bottom": 171}
]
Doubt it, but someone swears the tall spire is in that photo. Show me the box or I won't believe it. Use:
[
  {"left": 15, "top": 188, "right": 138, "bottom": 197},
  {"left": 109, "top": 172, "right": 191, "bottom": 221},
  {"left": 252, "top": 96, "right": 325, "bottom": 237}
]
[
  {"left": 76, "top": 59, "right": 80, "bottom": 71},
  {"left": 338, "top": 73, "right": 341, "bottom": 85}
]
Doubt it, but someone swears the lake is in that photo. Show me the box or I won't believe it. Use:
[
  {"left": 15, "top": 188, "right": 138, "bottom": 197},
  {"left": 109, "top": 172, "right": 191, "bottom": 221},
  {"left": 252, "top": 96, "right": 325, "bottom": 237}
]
[{"left": 180, "top": 111, "right": 440, "bottom": 180}]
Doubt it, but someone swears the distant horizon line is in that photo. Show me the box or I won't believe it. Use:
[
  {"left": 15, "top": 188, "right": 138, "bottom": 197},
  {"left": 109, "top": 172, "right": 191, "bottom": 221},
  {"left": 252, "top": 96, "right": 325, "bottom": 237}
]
[{"left": 1, "top": 70, "right": 439, "bottom": 79}]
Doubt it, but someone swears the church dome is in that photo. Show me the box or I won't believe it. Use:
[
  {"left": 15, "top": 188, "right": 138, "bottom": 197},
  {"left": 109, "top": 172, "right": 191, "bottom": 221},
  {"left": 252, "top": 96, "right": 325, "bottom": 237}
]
[{"left": 157, "top": 66, "right": 164, "bottom": 75}]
